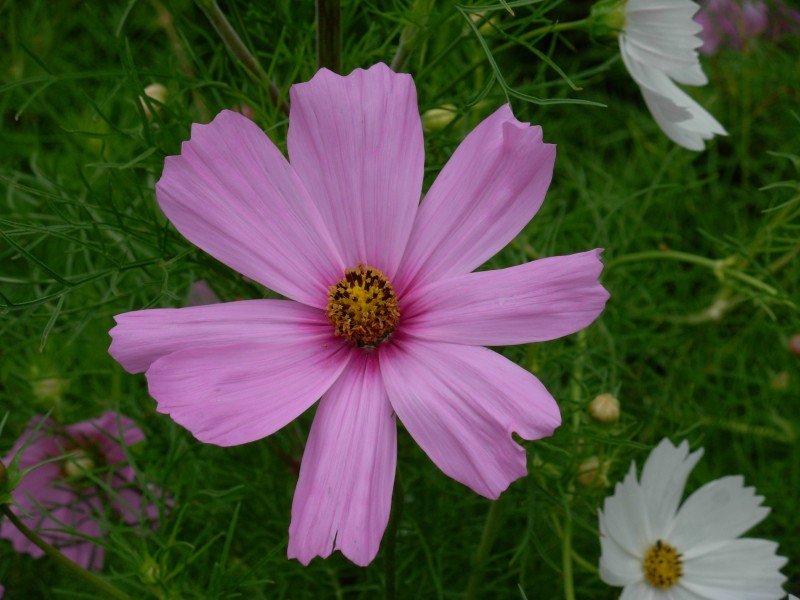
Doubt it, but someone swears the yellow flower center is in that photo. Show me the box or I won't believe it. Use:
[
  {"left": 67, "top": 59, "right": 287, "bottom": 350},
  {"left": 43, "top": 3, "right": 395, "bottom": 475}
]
[
  {"left": 643, "top": 539, "right": 683, "bottom": 589},
  {"left": 326, "top": 264, "right": 400, "bottom": 346}
]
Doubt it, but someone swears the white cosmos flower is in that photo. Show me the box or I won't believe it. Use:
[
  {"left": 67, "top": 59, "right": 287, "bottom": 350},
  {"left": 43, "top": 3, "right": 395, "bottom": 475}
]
[
  {"left": 598, "top": 438, "right": 787, "bottom": 599},
  {"left": 619, "top": 0, "right": 727, "bottom": 151}
]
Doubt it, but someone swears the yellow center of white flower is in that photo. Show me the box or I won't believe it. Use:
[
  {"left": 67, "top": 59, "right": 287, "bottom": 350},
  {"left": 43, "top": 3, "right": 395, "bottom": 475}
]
[
  {"left": 326, "top": 264, "right": 400, "bottom": 346},
  {"left": 643, "top": 539, "right": 682, "bottom": 589}
]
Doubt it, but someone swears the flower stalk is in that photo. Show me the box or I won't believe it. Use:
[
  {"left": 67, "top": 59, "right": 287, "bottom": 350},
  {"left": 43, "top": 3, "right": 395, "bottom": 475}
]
[
  {"left": 316, "top": 0, "right": 341, "bottom": 73},
  {"left": 384, "top": 473, "right": 404, "bottom": 600},
  {"left": 464, "top": 497, "right": 504, "bottom": 600},
  {"left": 561, "top": 504, "right": 576, "bottom": 600},
  {"left": 0, "top": 503, "right": 133, "bottom": 600},
  {"left": 608, "top": 250, "right": 780, "bottom": 296},
  {"left": 194, "top": 0, "right": 289, "bottom": 115}
]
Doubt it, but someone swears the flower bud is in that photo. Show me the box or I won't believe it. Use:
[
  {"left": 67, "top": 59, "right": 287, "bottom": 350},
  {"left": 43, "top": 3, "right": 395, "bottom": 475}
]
[
  {"left": 140, "top": 83, "right": 169, "bottom": 118},
  {"left": 0, "top": 456, "right": 22, "bottom": 502},
  {"left": 789, "top": 334, "right": 800, "bottom": 358},
  {"left": 422, "top": 104, "right": 458, "bottom": 132},
  {"left": 187, "top": 280, "right": 220, "bottom": 306},
  {"left": 588, "top": 0, "right": 626, "bottom": 39},
  {"left": 139, "top": 554, "right": 161, "bottom": 585},
  {"left": 62, "top": 449, "right": 96, "bottom": 478},
  {"left": 232, "top": 103, "right": 254, "bottom": 120},
  {"left": 469, "top": 12, "right": 499, "bottom": 35},
  {"left": 31, "top": 377, "right": 69, "bottom": 405},
  {"left": 577, "top": 456, "right": 608, "bottom": 488},
  {"left": 589, "top": 393, "right": 620, "bottom": 423},
  {"left": 769, "top": 371, "right": 789, "bottom": 391}
]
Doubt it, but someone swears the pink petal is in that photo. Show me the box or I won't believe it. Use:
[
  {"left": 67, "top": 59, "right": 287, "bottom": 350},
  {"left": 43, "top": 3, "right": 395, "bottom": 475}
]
[
  {"left": 4, "top": 483, "right": 104, "bottom": 569},
  {"left": 0, "top": 462, "right": 73, "bottom": 559},
  {"left": 288, "top": 64, "right": 424, "bottom": 279},
  {"left": 156, "top": 110, "right": 343, "bottom": 308},
  {"left": 4, "top": 417, "right": 60, "bottom": 466},
  {"left": 114, "top": 487, "right": 160, "bottom": 525},
  {"left": 65, "top": 412, "right": 144, "bottom": 461},
  {"left": 288, "top": 352, "right": 396, "bottom": 566},
  {"left": 395, "top": 105, "right": 556, "bottom": 293},
  {"left": 379, "top": 336, "right": 560, "bottom": 498},
  {"left": 110, "top": 299, "right": 328, "bottom": 373},
  {"left": 402, "top": 249, "right": 609, "bottom": 346},
  {"left": 146, "top": 335, "right": 352, "bottom": 446},
  {"left": 47, "top": 502, "right": 105, "bottom": 570}
]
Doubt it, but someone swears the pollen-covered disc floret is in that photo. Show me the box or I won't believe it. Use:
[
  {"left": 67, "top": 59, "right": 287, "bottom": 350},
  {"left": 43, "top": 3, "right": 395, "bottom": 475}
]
[
  {"left": 326, "top": 264, "right": 400, "bottom": 346},
  {"left": 643, "top": 539, "right": 682, "bottom": 589}
]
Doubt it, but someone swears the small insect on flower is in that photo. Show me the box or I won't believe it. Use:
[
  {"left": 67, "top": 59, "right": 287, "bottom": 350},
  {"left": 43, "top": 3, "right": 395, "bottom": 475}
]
[
  {"left": 598, "top": 438, "right": 787, "bottom": 598},
  {"left": 109, "top": 63, "right": 609, "bottom": 566}
]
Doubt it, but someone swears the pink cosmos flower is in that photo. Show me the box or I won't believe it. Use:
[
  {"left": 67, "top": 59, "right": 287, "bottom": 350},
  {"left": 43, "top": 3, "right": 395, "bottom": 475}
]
[
  {"left": 108, "top": 63, "right": 609, "bottom": 566},
  {"left": 696, "top": 0, "right": 769, "bottom": 54},
  {"left": 0, "top": 412, "right": 157, "bottom": 569},
  {"left": 696, "top": 0, "right": 800, "bottom": 54}
]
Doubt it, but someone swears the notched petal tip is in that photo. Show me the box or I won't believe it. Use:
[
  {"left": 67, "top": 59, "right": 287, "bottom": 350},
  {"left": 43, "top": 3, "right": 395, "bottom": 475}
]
[
  {"left": 158, "top": 109, "right": 260, "bottom": 183},
  {"left": 292, "top": 62, "right": 411, "bottom": 99}
]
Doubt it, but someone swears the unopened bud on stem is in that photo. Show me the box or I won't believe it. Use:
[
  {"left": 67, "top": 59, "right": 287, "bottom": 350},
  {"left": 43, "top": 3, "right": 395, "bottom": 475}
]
[
  {"left": 140, "top": 83, "right": 169, "bottom": 118},
  {"left": 589, "top": 393, "right": 621, "bottom": 423}
]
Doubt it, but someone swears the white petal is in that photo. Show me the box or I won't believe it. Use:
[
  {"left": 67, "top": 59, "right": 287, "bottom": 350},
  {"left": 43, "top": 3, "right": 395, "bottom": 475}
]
[
  {"left": 598, "top": 512, "right": 644, "bottom": 586},
  {"left": 639, "top": 439, "right": 703, "bottom": 539},
  {"left": 681, "top": 538, "right": 788, "bottom": 600},
  {"left": 599, "top": 463, "right": 652, "bottom": 556},
  {"left": 669, "top": 476, "right": 770, "bottom": 557},
  {"left": 619, "top": 20, "right": 725, "bottom": 151},
  {"left": 669, "top": 63, "right": 708, "bottom": 86},
  {"left": 620, "top": 581, "right": 656, "bottom": 600},
  {"left": 666, "top": 585, "right": 709, "bottom": 600}
]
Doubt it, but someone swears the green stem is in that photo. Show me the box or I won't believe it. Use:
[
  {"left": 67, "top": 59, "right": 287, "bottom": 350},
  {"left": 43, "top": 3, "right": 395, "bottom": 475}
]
[
  {"left": 561, "top": 506, "right": 575, "bottom": 600},
  {"left": 1, "top": 504, "right": 133, "bottom": 600},
  {"left": 316, "top": 0, "right": 341, "bottom": 73},
  {"left": 571, "top": 548, "right": 599, "bottom": 575},
  {"left": 384, "top": 473, "right": 404, "bottom": 600},
  {"left": 464, "top": 498, "right": 503, "bottom": 600},
  {"left": 607, "top": 250, "right": 779, "bottom": 296},
  {"left": 524, "top": 18, "right": 588, "bottom": 40},
  {"left": 490, "top": 18, "right": 589, "bottom": 57},
  {"left": 390, "top": 0, "right": 434, "bottom": 72},
  {"left": 560, "top": 330, "right": 585, "bottom": 600},
  {"left": 607, "top": 249, "right": 723, "bottom": 271},
  {"left": 194, "top": 0, "right": 289, "bottom": 115}
]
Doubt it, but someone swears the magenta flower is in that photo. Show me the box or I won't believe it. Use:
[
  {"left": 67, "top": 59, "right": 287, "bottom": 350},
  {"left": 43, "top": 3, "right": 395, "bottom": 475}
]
[
  {"left": 109, "top": 63, "right": 609, "bottom": 566},
  {"left": 1, "top": 412, "right": 156, "bottom": 569},
  {"left": 696, "top": 0, "right": 768, "bottom": 54}
]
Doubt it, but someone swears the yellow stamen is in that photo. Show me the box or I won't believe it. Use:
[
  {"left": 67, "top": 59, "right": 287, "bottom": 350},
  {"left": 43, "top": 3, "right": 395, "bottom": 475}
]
[
  {"left": 326, "top": 264, "right": 400, "bottom": 346},
  {"left": 643, "top": 539, "right": 683, "bottom": 589}
]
